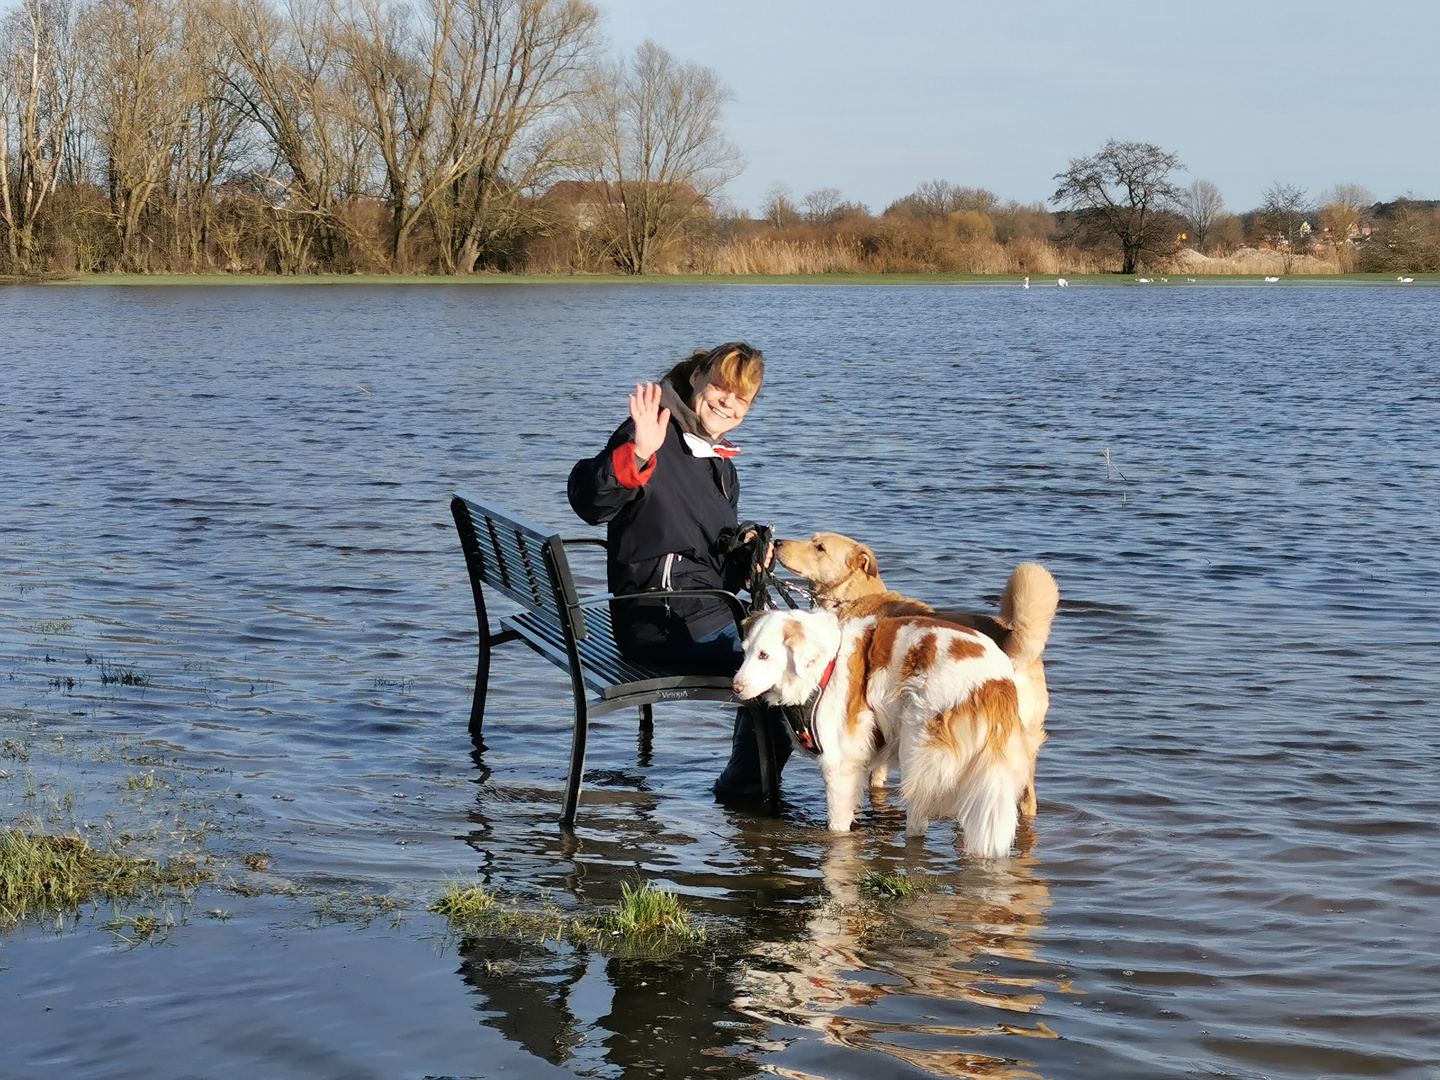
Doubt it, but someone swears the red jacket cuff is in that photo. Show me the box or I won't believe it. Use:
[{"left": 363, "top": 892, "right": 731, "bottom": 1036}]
[{"left": 612, "top": 442, "right": 656, "bottom": 488}]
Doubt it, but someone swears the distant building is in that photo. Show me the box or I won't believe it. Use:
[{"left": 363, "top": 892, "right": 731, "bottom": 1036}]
[{"left": 542, "top": 180, "right": 712, "bottom": 229}]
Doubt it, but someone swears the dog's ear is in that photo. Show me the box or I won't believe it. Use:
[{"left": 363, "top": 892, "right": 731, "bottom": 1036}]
[
  {"left": 783, "top": 618, "right": 830, "bottom": 681},
  {"left": 848, "top": 544, "right": 880, "bottom": 580},
  {"left": 741, "top": 612, "right": 764, "bottom": 639},
  {"left": 781, "top": 617, "right": 806, "bottom": 652}
]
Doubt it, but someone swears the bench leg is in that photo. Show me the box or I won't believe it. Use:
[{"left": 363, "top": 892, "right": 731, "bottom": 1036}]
[
  {"left": 560, "top": 699, "right": 589, "bottom": 829},
  {"left": 636, "top": 704, "right": 654, "bottom": 765},
  {"left": 468, "top": 635, "right": 492, "bottom": 739},
  {"left": 749, "top": 701, "right": 781, "bottom": 816}
]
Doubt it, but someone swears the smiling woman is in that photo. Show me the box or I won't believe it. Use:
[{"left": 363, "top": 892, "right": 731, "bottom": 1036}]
[
  {"left": 567, "top": 341, "right": 790, "bottom": 798},
  {"left": 567, "top": 342, "right": 765, "bottom": 670}
]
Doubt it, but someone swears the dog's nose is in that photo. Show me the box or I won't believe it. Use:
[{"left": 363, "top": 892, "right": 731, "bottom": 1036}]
[{"left": 731, "top": 678, "right": 747, "bottom": 697}]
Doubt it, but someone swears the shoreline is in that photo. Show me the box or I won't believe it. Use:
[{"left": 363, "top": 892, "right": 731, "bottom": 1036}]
[{"left": 3, "top": 271, "right": 1436, "bottom": 287}]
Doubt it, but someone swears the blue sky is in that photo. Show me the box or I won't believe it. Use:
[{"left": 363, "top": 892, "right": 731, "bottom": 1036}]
[{"left": 600, "top": 0, "right": 1439, "bottom": 216}]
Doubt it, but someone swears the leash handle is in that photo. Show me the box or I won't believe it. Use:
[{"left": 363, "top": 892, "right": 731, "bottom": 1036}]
[{"left": 745, "top": 524, "right": 775, "bottom": 615}]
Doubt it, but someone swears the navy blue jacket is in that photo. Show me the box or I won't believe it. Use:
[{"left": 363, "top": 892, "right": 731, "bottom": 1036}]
[{"left": 567, "top": 412, "right": 742, "bottom": 656}]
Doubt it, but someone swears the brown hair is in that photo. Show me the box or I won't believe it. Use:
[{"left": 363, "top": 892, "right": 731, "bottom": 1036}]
[{"left": 664, "top": 342, "right": 765, "bottom": 405}]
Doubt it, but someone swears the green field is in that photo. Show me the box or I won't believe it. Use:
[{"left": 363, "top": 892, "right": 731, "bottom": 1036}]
[{"left": 4, "top": 271, "right": 1437, "bottom": 287}]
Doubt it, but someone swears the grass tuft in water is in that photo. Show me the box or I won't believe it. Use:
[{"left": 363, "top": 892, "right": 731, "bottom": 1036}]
[
  {"left": 429, "top": 880, "right": 499, "bottom": 926},
  {"left": 586, "top": 880, "right": 704, "bottom": 944},
  {"left": 126, "top": 770, "right": 171, "bottom": 792},
  {"left": 860, "top": 869, "right": 920, "bottom": 898},
  {"left": 98, "top": 662, "right": 150, "bottom": 688},
  {"left": 0, "top": 826, "right": 211, "bottom": 927},
  {"left": 312, "top": 891, "right": 406, "bottom": 928},
  {"left": 102, "top": 909, "right": 176, "bottom": 947},
  {"left": 429, "top": 877, "right": 703, "bottom": 950}
]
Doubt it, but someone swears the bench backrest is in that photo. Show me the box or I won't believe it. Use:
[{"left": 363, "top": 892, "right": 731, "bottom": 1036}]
[{"left": 451, "top": 495, "right": 589, "bottom": 640}]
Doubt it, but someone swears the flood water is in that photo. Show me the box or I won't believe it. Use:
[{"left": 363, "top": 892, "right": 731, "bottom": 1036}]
[{"left": 1, "top": 280, "right": 1437, "bottom": 1079}]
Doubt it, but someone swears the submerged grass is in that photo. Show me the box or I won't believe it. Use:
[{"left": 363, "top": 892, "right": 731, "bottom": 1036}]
[
  {"left": 312, "top": 890, "right": 406, "bottom": 928},
  {"left": 101, "top": 909, "right": 177, "bottom": 947},
  {"left": 429, "top": 877, "right": 703, "bottom": 950},
  {"left": 0, "top": 826, "right": 209, "bottom": 927},
  {"left": 860, "top": 869, "right": 924, "bottom": 899}
]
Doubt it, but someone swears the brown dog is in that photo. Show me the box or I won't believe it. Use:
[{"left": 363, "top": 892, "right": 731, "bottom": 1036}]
[{"left": 774, "top": 532, "right": 1059, "bottom": 817}]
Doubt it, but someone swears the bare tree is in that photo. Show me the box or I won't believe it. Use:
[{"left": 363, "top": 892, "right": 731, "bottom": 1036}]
[
  {"left": 1325, "top": 183, "right": 1374, "bottom": 214},
  {"left": 81, "top": 0, "right": 193, "bottom": 269},
  {"left": 1316, "top": 183, "right": 1374, "bottom": 249},
  {"left": 1052, "top": 139, "right": 1183, "bottom": 274},
  {"left": 216, "top": 0, "right": 369, "bottom": 271},
  {"left": 334, "top": 0, "right": 596, "bottom": 272},
  {"left": 329, "top": 0, "right": 439, "bottom": 269},
  {"left": 575, "top": 39, "right": 740, "bottom": 274},
  {"left": 0, "top": 0, "right": 81, "bottom": 271},
  {"left": 801, "top": 186, "right": 840, "bottom": 223},
  {"left": 886, "top": 180, "right": 997, "bottom": 219},
  {"left": 761, "top": 181, "right": 798, "bottom": 228},
  {"left": 1175, "top": 179, "right": 1223, "bottom": 247},
  {"left": 429, "top": 0, "right": 599, "bottom": 273},
  {"left": 889, "top": 178, "right": 956, "bottom": 218},
  {"left": 1208, "top": 213, "right": 1244, "bottom": 255},
  {"left": 173, "top": 0, "right": 250, "bottom": 268},
  {"left": 1257, "top": 182, "right": 1311, "bottom": 270},
  {"left": 1361, "top": 200, "right": 1440, "bottom": 274}
]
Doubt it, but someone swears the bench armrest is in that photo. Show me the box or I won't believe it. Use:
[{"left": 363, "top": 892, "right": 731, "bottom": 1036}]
[
  {"left": 581, "top": 588, "right": 751, "bottom": 634},
  {"left": 561, "top": 537, "right": 609, "bottom": 551}
]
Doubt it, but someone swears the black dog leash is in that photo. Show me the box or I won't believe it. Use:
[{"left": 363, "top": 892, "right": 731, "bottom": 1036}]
[{"left": 727, "top": 522, "right": 827, "bottom": 751}]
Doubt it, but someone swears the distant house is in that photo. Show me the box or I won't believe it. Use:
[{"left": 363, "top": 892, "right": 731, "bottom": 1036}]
[
  {"left": 542, "top": 180, "right": 712, "bottom": 229},
  {"left": 541, "top": 181, "right": 614, "bottom": 229}
]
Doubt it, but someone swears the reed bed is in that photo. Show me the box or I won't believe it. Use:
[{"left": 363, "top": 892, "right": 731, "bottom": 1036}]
[
  {"left": 705, "top": 235, "right": 1108, "bottom": 277},
  {"left": 1166, "top": 247, "right": 1347, "bottom": 275}
]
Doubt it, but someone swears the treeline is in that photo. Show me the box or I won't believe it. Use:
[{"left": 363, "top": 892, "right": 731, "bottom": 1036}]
[
  {"left": 722, "top": 178, "right": 1440, "bottom": 277},
  {"left": 1, "top": 0, "right": 737, "bottom": 275},
  {"left": 3, "top": 0, "right": 1437, "bottom": 277}
]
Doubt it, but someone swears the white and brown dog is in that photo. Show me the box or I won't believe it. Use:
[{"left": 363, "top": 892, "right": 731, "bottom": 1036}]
[
  {"left": 774, "top": 533, "right": 1058, "bottom": 818},
  {"left": 733, "top": 607, "right": 1031, "bottom": 857}
]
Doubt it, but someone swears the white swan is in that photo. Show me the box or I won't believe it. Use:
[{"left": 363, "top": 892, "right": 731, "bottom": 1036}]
[
  {"left": 1264, "top": 276, "right": 1280, "bottom": 283},
  {"left": 1398, "top": 276, "right": 1414, "bottom": 283},
  {"left": 1056, "top": 277, "right": 1068, "bottom": 287},
  {"left": 1136, "top": 277, "right": 1151, "bottom": 283},
  {"left": 1022, "top": 277, "right": 1029, "bottom": 289}
]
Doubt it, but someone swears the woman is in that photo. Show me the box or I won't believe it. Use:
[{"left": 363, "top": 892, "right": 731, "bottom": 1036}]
[{"left": 567, "top": 342, "right": 789, "bottom": 799}]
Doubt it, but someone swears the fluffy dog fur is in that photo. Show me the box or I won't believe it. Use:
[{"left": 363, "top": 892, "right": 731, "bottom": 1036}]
[
  {"left": 774, "top": 532, "right": 1058, "bottom": 817},
  {"left": 733, "top": 608, "right": 1030, "bottom": 857}
]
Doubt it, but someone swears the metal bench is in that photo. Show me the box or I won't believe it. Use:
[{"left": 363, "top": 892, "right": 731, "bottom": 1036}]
[{"left": 450, "top": 494, "right": 780, "bottom": 826}]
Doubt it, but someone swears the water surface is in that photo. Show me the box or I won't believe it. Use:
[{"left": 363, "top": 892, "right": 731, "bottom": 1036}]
[{"left": 1, "top": 282, "right": 1438, "bottom": 1079}]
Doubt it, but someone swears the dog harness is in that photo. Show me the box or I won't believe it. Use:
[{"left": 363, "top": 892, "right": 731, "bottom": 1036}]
[{"left": 781, "top": 655, "right": 837, "bottom": 756}]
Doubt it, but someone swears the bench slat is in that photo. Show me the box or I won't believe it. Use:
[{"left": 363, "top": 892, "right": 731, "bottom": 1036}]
[
  {"left": 504, "top": 610, "right": 655, "bottom": 688},
  {"left": 503, "top": 611, "right": 733, "bottom": 704},
  {"left": 482, "top": 518, "right": 560, "bottom": 618}
]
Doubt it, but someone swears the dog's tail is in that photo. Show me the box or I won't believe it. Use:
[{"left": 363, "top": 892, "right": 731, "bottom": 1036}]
[
  {"left": 952, "top": 745, "right": 1022, "bottom": 859},
  {"left": 902, "top": 681, "right": 1026, "bottom": 858},
  {"left": 999, "top": 562, "right": 1059, "bottom": 666}
]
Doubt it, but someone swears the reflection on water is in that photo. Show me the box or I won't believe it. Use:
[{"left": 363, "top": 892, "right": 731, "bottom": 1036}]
[
  {"left": 457, "top": 937, "right": 758, "bottom": 1079},
  {"left": 734, "top": 831, "right": 1060, "bottom": 1079},
  {"left": 1, "top": 283, "right": 1439, "bottom": 1079}
]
